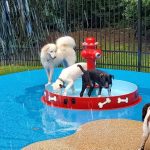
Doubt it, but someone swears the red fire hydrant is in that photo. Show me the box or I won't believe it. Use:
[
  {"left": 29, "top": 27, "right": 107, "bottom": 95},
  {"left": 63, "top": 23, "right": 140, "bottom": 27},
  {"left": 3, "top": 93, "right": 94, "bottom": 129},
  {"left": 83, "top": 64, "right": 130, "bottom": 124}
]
[{"left": 81, "top": 37, "right": 102, "bottom": 70}]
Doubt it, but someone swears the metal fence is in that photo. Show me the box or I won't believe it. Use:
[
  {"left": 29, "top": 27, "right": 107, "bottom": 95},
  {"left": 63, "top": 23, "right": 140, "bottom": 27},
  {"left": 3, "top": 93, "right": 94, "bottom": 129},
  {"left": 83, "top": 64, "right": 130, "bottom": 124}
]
[{"left": 0, "top": 0, "right": 150, "bottom": 72}]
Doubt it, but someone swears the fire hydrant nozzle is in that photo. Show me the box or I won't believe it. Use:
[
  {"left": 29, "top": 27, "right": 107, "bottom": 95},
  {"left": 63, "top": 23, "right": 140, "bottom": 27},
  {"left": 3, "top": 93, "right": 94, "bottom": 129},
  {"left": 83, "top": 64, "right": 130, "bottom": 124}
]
[{"left": 81, "top": 37, "right": 102, "bottom": 70}]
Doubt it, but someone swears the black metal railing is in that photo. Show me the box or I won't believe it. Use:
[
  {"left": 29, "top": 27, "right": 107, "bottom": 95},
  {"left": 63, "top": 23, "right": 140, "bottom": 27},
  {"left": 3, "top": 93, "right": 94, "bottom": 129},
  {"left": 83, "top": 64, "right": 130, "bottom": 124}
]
[{"left": 0, "top": 0, "right": 149, "bottom": 72}]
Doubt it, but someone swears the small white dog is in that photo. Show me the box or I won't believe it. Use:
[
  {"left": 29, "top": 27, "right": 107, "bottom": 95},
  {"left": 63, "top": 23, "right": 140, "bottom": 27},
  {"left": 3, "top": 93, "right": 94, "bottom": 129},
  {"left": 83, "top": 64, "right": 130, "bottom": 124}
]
[
  {"left": 40, "top": 36, "right": 76, "bottom": 85},
  {"left": 52, "top": 62, "right": 87, "bottom": 96},
  {"left": 138, "top": 104, "right": 150, "bottom": 150}
]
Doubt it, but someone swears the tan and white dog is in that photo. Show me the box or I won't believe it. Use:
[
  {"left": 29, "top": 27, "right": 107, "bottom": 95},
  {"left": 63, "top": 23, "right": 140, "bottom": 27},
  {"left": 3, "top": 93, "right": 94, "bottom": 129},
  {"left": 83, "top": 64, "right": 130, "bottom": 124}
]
[
  {"left": 52, "top": 62, "right": 87, "bottom": 96},
  {"left": 40, "top": 36, "right": 76, "bottom": 85},
  {"left": 138, "top": 103, "right": 150, "bottom": 150}
]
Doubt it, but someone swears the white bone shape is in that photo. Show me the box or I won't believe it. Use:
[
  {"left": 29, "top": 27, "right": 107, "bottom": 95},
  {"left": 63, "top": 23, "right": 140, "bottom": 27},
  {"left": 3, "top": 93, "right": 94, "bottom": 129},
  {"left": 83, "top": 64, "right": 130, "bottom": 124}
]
[
  {"left": 117, "top": 97, "right": 128, "bottom": 104},
  {"left": 98, "top": 98, "right": 111, "bottom": 108},
  {"left": 48, "top": 96, "right": 57, "bottom": 102},
  {"left": 44, "top": 91, "right": 46, "bottom": 96}
]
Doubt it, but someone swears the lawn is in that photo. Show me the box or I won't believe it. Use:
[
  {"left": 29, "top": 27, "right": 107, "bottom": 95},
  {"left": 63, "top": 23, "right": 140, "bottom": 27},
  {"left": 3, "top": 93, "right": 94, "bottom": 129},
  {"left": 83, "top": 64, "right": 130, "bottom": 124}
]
[
  {"left": 0, "top": 65, "right": 42, "bottom": 76},
  {"left": 0, "top": 28, "right": 149, "bottom": 75}
]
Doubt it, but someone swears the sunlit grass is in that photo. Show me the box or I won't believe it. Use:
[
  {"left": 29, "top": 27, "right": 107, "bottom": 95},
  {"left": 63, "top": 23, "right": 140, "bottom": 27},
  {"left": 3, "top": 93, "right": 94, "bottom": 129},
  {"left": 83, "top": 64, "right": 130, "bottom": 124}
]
[
  {"left": 0, "top": 65, "right": 42, "bottom": 75},
  {"left": 77, "top": 50, "right": 150, "bottom": 72},
  {"left": 0, "top": 44, "right": 149, "bottom": 76}
]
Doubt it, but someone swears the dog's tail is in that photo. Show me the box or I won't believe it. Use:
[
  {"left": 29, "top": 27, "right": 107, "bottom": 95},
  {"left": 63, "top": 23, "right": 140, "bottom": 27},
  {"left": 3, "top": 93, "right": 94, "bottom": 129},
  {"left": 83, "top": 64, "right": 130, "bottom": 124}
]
[{"left": 77, "top": 64, "right": 86, "bottom": 73}]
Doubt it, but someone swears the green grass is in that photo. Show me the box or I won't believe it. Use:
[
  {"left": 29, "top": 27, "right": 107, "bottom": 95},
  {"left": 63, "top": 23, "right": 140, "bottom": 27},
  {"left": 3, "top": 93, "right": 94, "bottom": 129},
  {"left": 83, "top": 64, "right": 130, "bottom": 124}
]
[
  {"left": 77, "top": 50, "right": 150, "bottom": 72},
  {"left": 0, "top": 48, "right": 149, "bottom": 76},
  {"left": 0, "top": 65, "right": 42, "bottom": 75}
]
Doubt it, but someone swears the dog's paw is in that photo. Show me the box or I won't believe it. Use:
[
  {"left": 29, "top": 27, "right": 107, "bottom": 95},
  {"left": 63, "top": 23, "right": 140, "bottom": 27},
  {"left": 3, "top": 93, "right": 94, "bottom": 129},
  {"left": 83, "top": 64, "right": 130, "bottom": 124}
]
[
  {"left": 72, "top": 90, "right": 76, "bottom": 94},
  {"left": 45, "top": 82, "right": 51, "bottom": 87},
  {"left": 137, "top": 146, "right": 144, "bottom": 150},
  {"left": 63, "top": 92, "right": 67, "bottom": 96},
  {"left": 98, "top": 95, "right": 102, "bottom": 97}
]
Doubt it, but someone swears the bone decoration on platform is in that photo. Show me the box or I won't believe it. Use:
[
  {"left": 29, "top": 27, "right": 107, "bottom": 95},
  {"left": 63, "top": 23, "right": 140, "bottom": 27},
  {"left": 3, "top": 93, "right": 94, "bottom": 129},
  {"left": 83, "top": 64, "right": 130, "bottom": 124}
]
[
  {"left": 117, "top": 97, "right": 128, "bottom": 103},
  {"left": 98, "top": 98, "right": 111, "bottom": 108},
  {"left": 48, "top": 96, "right": 57, "bottom": 102}
]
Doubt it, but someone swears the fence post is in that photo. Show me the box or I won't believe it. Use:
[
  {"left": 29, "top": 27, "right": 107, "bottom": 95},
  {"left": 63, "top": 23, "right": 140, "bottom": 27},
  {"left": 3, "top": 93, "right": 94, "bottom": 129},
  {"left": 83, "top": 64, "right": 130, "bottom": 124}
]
[
  {"left": 5, "top": 25, "right": 10, "bottom": 65},
  {"left": 137, "top": 0, "right": 142, "bottom": 71},
  {"left": 64, "top": 0, "right": 67, "bottom": 35}
]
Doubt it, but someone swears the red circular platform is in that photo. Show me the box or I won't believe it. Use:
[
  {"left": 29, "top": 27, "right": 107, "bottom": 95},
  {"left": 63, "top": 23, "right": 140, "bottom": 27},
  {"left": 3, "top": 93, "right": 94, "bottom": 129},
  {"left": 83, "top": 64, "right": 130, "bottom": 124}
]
[{"left": 41, "top": 80, "right": 142, "bottom": 110}]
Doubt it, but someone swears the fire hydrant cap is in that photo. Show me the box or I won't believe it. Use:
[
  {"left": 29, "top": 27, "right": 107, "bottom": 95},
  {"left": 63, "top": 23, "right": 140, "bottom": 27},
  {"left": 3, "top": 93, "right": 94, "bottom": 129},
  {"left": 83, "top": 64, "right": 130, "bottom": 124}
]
[
  {"left": 85, "top": 37, "right": 95, "bottom": 44},
  {"left": 82, "top": 37, "right": 98, "bottom": 46}
]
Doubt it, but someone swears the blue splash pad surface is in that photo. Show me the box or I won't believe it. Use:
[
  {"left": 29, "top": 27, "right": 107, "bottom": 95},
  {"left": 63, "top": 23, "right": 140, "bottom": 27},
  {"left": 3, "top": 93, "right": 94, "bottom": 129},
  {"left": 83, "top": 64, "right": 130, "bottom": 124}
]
[
  {"left": 0, "top": 68, "right": 149, "bottom": 149},
  {"left": 46, "top": 79, "right": 138, "bottom": 97}
]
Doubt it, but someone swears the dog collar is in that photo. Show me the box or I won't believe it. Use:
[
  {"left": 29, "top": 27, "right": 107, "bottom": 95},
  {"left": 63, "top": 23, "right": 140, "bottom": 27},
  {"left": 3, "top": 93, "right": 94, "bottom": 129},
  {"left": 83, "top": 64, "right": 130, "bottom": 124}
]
[{"left": 58, "top": 78, "right": 66, "bottom": 88}]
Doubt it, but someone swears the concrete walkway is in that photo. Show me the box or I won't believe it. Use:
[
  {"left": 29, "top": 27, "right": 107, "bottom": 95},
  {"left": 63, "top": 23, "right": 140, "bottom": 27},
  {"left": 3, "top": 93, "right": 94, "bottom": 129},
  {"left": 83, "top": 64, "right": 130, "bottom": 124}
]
[{"left": 23, "top": 119, "right": 150, "bottom": 150}]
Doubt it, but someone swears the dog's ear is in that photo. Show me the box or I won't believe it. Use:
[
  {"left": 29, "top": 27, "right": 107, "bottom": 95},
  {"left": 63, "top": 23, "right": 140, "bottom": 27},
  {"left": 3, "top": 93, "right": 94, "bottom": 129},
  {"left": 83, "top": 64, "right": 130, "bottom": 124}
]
[
  {"left": 59, "top": 84, "right": 65, "bottom": 88},
  {"left": 62, "top": 44, "right": 68, "bottom": 48},
  {"left": 100, "top": 73, "right": 104, "bottom": 77},
  {"left": 59, "top": 84, "right": 63, "bottom": 88},
  {"left": 142, "top": 104, "right": 150, "bottom": 121}
]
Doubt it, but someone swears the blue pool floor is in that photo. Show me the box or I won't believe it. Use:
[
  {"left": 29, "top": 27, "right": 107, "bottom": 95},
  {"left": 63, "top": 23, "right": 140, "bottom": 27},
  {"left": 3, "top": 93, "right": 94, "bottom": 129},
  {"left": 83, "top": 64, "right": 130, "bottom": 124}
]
[
  {"left": 46, "top": 79, "right": 138, "bottom": 97},
  {"left": 0, "top": 68, "right": 150, "bottom": 150}
]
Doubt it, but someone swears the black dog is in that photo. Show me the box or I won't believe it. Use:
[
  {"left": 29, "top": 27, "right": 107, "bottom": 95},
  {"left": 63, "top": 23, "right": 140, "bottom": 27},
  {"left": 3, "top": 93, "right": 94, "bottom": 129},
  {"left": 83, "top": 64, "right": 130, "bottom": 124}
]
[{"left": 78, "top": 65, "right": 114, "bottom": 97}]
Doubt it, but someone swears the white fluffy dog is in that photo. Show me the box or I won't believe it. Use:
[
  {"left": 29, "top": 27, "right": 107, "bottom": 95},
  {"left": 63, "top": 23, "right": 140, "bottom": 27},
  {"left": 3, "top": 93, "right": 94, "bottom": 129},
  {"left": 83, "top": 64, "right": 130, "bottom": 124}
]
[
  {"left": 52, "top": 62, "right": 87, "bottom": 96},
  {"left": 56, "top": 36, "right": 76, "bottom": 50},
  {"left": 138, "top": 104, "right": 150, "bottom": 150},
  {"left": 40, "top": 36, "right": 76, "bottom": 85}
]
